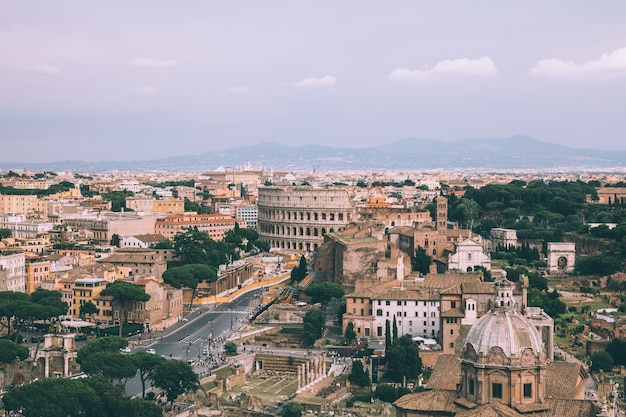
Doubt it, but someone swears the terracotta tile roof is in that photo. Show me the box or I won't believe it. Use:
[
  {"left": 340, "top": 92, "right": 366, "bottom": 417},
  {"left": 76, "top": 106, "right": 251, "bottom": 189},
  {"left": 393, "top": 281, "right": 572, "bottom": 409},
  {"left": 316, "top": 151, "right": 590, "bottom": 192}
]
[
  {"left": 394, "top": 389, "right": 458, "bottom": 414},
  {"left": 425, "top": 354, "right": 461, "bottom": 391},
  {"left": 545, "top": 361, "right": 587, "bottom": 399},
  {"left": 441, "top": 307, "right": 465, "bottom": 318}
]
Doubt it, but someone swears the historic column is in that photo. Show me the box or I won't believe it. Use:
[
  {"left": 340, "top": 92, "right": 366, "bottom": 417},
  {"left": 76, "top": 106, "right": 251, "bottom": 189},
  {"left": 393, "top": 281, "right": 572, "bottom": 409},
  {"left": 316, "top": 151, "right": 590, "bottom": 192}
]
[
  {"left": 44, "top": 353, "right": 50, "bottom": 378},
  {"left": 305, "top": 361, "right": 310, "bottom": 385},
  {"left": 64, "top": 354, "right": 70, "bottom": 377},
  {"left": 297, "top": 365, "right": 302, "bottom": 390}
]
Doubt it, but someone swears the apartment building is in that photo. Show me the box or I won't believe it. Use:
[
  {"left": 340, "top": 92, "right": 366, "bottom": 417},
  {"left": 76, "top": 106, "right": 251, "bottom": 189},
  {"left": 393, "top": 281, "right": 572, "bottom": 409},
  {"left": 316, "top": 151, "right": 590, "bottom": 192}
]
[
  {"left": 0, "top": 251, "right": 26, "bottom": 292},
  {"left": 125, "top": 197, "right": 185, "bottom": 214},
  {"left": 93, "top": 277, "right": 184, "bottom": 330},
  {"left": 62, "top": 212, "right": 159, "bottom": 245},
  {"left": 154, "top": 213, "right": 241, "bottom": 241},
  {"left": 343, "top": 278, "right": 441, "bottom": 340},
  {"left": 71, "top": 277, "right": 107, "bottom": 318},
  {"left": 0, "top": 213, "right": 54, "bottom": 238},
  {"left": 25, "top": 253, "right": 50, "bottom": 294},
  {"left": 0, "top": 194, "right": 48, "bottom": 217},
  {"left": 97, "top": 248, "right": 167, "bottom": 279}
]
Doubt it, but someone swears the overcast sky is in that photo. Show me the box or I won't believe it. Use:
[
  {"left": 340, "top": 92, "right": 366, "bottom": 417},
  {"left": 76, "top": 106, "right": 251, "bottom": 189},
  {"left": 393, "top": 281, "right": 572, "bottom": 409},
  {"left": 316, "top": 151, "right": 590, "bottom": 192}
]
[{"left": 1, "top": 1, "right": 626, "bottom": 163}]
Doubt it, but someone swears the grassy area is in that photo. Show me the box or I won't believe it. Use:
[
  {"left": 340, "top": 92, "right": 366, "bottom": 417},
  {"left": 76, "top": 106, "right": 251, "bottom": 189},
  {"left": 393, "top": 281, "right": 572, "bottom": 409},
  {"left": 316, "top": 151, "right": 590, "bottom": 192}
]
[
  {"left": 214, "top": 366, "right": 234, "bottom": 380},
  {"left": 226, "top": 375, "right": 298, "bottom": 403}
]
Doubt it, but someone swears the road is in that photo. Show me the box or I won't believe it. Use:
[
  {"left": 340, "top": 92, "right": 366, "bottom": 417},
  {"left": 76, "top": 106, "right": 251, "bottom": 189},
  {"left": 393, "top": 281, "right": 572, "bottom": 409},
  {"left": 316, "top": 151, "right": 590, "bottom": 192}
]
[{"left": 125, "top": 289, "right": 262, "bottom": 397}]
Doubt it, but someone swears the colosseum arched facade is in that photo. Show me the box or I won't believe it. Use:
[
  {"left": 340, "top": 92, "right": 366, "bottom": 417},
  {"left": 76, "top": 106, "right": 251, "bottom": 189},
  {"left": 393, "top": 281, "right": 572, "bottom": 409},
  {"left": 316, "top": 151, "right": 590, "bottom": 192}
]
[{"left": 257, "top": 186, "right": 355, "bottom": 252}]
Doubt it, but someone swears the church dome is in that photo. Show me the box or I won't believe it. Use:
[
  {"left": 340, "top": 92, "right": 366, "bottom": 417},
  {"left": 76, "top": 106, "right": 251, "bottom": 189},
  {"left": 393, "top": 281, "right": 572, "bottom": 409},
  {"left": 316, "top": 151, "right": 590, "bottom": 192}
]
[
  {"left": 464, "top": 307, "right": 544, "bottom": 359},
  {"left": 462, "top": 279, "right": 545, "bottom": 363}
]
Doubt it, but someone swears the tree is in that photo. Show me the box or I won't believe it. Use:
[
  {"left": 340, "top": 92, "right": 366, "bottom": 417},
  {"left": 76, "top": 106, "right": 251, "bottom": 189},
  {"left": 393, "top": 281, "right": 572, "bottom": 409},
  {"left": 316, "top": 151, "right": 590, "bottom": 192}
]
[
  {"left": 162, "top": 263, "right": 217, "bottom": 308},
  {"left": 152, "top": 360, "right": 199, "bottom": 404},
  {"left": 1, "top": 377, "right": 99, "bottom": 417},
  {"left": 304, "top": 281, "right": 345, "bottom": 304},
  {"left": 290, "top": 256, "right": 308, "bottom": 283},
  {"left": 344, "top": 321, "right": 356, "bottom": 344},
  {"left": 78, "top": 335, "right": 128, "bottom": 357},
  {"left": 80, "top": 301, "right": 99, "bottom": 321},
  {"left": 606, "top": 338, "right": 626, "bottom": 367},
  {"left": 100, "top": 281, "right": 150, "bottom": 337},
  {"left": 591, "top": 351, "right": 614, "bottom": 372},
  {"left": 385, "top": 319, "right": 391, "bottom": 354},
  {"left": 80, "top": 350, "right": 138, "bottom": 383},
  {"left": 385, "top": 335, "right": 422, "bottom": 383},
  {"left": 303, "top": 308, "right": 325, "bottom": 346},
  {"left": 281, "top": 401, "right": 303, "bottom": 417},
  {"left": 2, "top": 375, "right": 161, "bottom": 417},
  {"left": 131, "top": 351, "right": 166, "bottom": 398},
  {"left": 0, "top": 228, "right": 11, "bottom": 238},
  {"left": 392, "top": 316, "right": 398, "bottom": 341},
  {"left": 349, "top": 359, "right": 371, "bottom": 387},
  {"left": 0, "top": 339, "right": 29, "bottom": 364},
  {"left": 111, "top": 234, "right": 121, "bottom": 247},
  {"left": 412, "top": 247, "right": 432, "bottom": 275},
  {"left": 224, "top": 341, "right": 238, "bottom": 355},
  {"left": 0, "top": 291, "right": 27, "bottom": 337}
]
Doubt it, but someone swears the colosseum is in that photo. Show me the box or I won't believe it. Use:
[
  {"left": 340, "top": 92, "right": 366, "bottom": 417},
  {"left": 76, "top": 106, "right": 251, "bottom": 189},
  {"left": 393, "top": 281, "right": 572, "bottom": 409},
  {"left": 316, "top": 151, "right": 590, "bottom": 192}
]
[{"left": 257, "top": 186, "right": 355, "bottom": 252}]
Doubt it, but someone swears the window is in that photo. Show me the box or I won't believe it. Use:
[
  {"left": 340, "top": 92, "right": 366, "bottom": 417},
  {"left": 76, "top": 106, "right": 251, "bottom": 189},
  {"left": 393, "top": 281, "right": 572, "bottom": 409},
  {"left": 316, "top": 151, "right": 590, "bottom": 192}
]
[
  {"left": 492, "top": 383, "right": 503, "bottom": 399},
  {"left": 377, "top": 327, "right": 383, "bottom": 337},
  {"left": 469, "top": 379, "right": 475, "bottom": 395},
  {"left": 450, "top": 329, "right": 454, "bottom": 335},
  {"left": 523, "top": 383, "right": 532, "bottom": 398},
  {"left": 451, "top": 301, "right": 456, "bottom": 308},
  {"left": 397, "top": 301, "right": 401, "bottom": 306},
  {"left": 386, "top": 301, "right": 390, "bottom": 306}
]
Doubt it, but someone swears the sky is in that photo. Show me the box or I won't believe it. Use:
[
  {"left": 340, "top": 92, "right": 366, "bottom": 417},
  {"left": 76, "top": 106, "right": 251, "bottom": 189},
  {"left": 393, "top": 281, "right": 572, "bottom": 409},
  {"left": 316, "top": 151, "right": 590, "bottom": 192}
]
[{"left": 1, "top": 1, "right": 626, "bottom": 163}]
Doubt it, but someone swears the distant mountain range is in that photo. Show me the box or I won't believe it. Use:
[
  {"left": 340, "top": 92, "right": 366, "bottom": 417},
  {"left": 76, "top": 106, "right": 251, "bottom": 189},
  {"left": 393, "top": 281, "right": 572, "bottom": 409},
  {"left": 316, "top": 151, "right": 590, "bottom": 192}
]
[{"left": 2, "top": 136, "right": 626, "bottom": 172}]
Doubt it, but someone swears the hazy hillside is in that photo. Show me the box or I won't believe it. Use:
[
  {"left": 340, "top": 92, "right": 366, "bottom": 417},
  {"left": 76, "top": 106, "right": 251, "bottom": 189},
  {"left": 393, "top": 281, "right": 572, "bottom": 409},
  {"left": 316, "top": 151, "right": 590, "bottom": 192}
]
[{"left": 1, "top": 136, "right": 625, "bottom": 172}]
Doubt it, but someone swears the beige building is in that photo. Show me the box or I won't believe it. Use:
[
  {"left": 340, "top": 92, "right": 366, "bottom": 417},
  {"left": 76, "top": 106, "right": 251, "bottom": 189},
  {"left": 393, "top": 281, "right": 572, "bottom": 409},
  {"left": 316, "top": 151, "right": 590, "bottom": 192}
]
[
  {"left": 594, "top": 187, "right": 626, "bottom": 204},
  {"left": 62, "top": 212, "right": 159, "bottom": 245},
  {"left": 258, "top": 185, "right": 355, "bottom": 253},
  {"left": 0, "top": 194, "right": 48, "bottom": 217},
  {"left": 125, "top": 197, "right": 185, "bottom": 214},
  {"left": 25, "top": 254, "right": 50, "bottom": 294},
  {"left": 93, "top": 277, "right": 183, "bottom": 330},
  {"left": 97, "top": 248, "right": 167, "bottom": 279},
  {"left": 154, "top": 213, "right": 241, "bottom": 241}
]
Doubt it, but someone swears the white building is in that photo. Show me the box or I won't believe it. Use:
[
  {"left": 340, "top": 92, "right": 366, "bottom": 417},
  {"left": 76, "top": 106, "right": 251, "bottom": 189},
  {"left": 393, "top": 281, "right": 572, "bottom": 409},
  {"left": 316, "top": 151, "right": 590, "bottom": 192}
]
[
  {"left": 0, "top": 213, "right": 54, "bottom": 238},
  {"left": 447, "top": 238, "right": 491, "bottom": 272},
  {"left": 0, "top": 251, "right": 26, "bottom": 292},
  {"left": 236, "top": 205, "right": 258, "bottom": 230},
  {"left": 120, "top": 234, "right": 167, "bottom": 249}
]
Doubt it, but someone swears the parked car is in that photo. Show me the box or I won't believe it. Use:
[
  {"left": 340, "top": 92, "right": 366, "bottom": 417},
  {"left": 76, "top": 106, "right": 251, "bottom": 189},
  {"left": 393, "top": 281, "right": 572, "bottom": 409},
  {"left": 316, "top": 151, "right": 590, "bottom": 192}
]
[
  {"left": 119, "top": 347, "right": 132, "bottom": 353},
  {"left": 146, "top": 348, "right": 156, "bottom": 354}
]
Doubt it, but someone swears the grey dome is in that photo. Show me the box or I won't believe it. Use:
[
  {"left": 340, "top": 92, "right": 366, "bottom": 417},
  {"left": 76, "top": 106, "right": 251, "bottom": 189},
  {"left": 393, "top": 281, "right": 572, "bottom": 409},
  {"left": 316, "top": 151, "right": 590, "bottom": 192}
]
[{"left": 464, "top": 307, "right": 544, "bottom": 359}]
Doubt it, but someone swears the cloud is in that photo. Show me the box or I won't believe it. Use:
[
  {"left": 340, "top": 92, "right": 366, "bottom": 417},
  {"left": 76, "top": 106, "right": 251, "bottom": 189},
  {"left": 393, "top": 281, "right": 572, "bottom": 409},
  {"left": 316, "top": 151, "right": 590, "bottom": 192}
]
[
  {"left": 389, "top": 57, "right": 498, "bottom": 81},
  {"left": 289, "top": 75, "right": 336, "bottom": 87},
  {"left": 23, "top": 65, "right": 61, "bottom": 75},
  {"left": 131, "top": 86, "right": 162, "bottom": 95},
  {"left": 225, "top": 86, "right": 249, "bottom": 93},
  {"left": 129, "top": 57, "right": 177, "bottom": 67},
  {"left": 529, "top": 47, "right": 626, "bottom": 80}
]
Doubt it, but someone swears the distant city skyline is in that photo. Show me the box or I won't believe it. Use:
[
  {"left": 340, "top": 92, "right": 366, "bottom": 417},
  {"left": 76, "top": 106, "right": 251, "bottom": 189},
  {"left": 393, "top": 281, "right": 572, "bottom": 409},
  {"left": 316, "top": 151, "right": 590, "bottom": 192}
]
[{"left": 1, "top": 1, "right": 626, "bottom": 163}]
